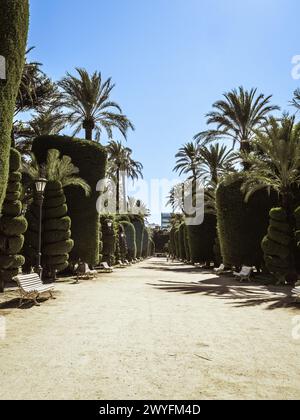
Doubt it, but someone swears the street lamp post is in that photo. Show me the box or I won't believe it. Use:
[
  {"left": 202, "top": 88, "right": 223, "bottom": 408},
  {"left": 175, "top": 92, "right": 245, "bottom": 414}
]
[{"left": 35, "top": 178, "right": 47, "bottom": 277}]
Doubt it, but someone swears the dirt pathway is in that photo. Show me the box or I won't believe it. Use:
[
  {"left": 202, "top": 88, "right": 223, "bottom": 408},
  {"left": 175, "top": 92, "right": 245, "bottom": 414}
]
[{"left": 0, "top": 258, "right": 299, "bottom": 400}]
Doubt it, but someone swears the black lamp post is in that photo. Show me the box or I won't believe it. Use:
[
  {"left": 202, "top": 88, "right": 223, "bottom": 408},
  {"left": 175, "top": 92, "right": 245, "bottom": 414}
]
[{"left": 35, "top": 178, "right": 47, "bottom": 277}]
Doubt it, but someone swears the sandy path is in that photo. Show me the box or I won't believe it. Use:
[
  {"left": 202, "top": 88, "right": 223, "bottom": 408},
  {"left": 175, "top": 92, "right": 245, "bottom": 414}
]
[{"left": 0, "top": 258, "right": 299, "bottom": 400}]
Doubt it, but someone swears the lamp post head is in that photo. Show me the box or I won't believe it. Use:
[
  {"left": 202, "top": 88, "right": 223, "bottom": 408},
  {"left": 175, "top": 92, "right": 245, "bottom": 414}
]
[
  {"left": 35, "top": 178, "right": 47, "bottom": 194},
  {"left": 107, "top": 221, "right": 113, "bottom": 228}
]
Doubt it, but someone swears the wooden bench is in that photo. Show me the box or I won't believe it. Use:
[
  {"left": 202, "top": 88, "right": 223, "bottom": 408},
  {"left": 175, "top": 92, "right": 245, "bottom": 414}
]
[{"left": 15, "top": 273, "right": 55, "bottom": 307}]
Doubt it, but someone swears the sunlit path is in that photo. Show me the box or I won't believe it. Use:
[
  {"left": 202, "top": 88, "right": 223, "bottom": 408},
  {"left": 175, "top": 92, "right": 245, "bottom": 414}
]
[{"left": 0, "top": 258, "right": 299, "bottom": 400}]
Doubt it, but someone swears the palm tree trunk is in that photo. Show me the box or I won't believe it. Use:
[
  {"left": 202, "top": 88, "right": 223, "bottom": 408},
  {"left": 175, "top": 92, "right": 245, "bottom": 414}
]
[
  {"left": 121, "top": 171, "right": 126, "bottom": 213},
  {"left": 85, "top": 126, "right": 93, "bottom": 140},
  {"left": 240, "top": 139, "right": 251, "bottom": 170},
  {"left": 116, "top": 168, "right": 120, "bottom": 214}
]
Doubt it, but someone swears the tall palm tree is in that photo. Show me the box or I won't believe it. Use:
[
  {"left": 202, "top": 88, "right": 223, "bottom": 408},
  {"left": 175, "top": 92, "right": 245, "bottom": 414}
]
[
  {"left": 106, "top": 141, "right": 143, "bottom": 212},
  {"left": 241, "top": 115, "right": 300, "bottom": 214},
  {"left": 195, "top": 87, "right": 279, "bottom": 155},
  {"left": 58, "top": 68, "right": 134, "bottom": 141},
  {"left": 173, "top": 141, "right": 202, "bottom": 181},
  {"left": 199, "top": 143, "right": 236, "bottom": 184},
  {"left": 15, "top": 110, "right": 66, "bottom": 158},
  {"left": 23, "top": 149, "right": 91, "bottom": 195}
]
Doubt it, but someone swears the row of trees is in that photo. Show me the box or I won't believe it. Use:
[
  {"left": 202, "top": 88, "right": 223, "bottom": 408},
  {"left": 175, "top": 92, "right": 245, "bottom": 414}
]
[
  {"left": 0, "top": 1, "right": 152, "bottom": 290},
  {"left": 169, "top": 87, "right": 300, "bottom": 284}
]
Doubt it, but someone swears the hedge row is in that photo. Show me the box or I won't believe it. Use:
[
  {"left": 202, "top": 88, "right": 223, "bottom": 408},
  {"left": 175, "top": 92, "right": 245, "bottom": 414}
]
[
  {"left": 0, "top": 1, "right": 29, "bottom": 214},
  {"left": 32, "top": 135, "right": 107, "bottom": 266},
  {"left": 0, "top": 149, "right": 27, "bottom": 288}
]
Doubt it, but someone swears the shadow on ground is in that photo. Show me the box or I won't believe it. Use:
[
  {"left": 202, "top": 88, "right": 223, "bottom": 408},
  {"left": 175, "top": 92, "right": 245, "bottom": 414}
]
[{"left": 149, "top": 275, "right": 300, "bottom": 311}]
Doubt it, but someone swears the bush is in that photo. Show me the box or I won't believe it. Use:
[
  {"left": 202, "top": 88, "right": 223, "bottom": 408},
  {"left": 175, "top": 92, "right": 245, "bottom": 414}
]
[
  {"left": 0, "top": 149, "right": 27, "bottom": 289},
  {"left": 153, "top": 229, "right": 169, "bottom": 253},
  {"left": 183, "top": 224, "right": 191, "bottom": 262},
  {"left": 178, "top": 223, "right": 186, "bottom": 260},
  {"left": 294, "top": 207, "right": 300, "bottom": 272},
  {"left": 101, "top": 216, "right": 116, "bottom": 266},
  {"left": 142, "top": 227, "right": 149, "bottom": 258},
  {"left": 0, "top": 0, "right": 29, "bottom": 215},
  {"left": 120, "top": 221, "right": 137, "bottom": 261},
  {"left": 262, "top": 208, "right": 294, "bottom": 282},
  {"left": 216, "top": 178, "right": 278, "bottom": 268},
  {"left": 24, "top": 180, "right": 74, "bottom": 277},
  {"left": 118, "top": 223, "right": 128, "bottom": 261},
  {"left": 186, "top": 213, "right": 216, "bottom": 264},
  {"left": 32, "top": 135, "right": 107, "bottom": 266},
  {"left": 130, "top": 216, "right": 144, "bottom": 258}
]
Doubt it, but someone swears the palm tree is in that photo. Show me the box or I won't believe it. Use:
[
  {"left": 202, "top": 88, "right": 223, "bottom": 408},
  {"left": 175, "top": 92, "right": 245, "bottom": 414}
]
[
  {"left": 195, "top": 87, "right": 279, "bottom": 155},
  {"left": 15, "top": 48, "right": 59, "bottom": 117},
  {"left": 241, "top": 115, "right": 300, "bottom": 214},
  {"left": 106, "top": 141, "right": 143, "bottom": 213},
  {"left": 127, "top": 197, "right": 150, "bottom": 218},
  {"left": 58, "top": 68, "right": 134, "bottom": 141},
  {"left": 173, "top": 141, "right": 202, "bottom": 182},
  {"left": 199, "top": 143, "right": 236, "bottom": 184},
  {"left": 23, "top": 149, "right": 91, "bottom": 196}
]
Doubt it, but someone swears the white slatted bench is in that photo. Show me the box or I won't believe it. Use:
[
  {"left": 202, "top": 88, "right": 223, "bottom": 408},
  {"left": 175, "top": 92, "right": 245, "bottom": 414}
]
[
  {"left": 233, "top": 266, "right": 253, "bottom": 282},
  {"left": 292, "top": 287, "right": 300, "bottom": 301},
  {"left": 15, "top": 273, "right": 55, "bottom": 307}
]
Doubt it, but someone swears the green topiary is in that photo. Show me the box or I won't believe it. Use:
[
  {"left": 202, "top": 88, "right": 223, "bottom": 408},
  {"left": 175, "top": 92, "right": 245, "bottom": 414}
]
[
  {"left": 101, "top": 216, "right": 116, "bottom": 266},
  {"left": 183, "top": 224, "right": 191, "bottom": 262},
  {"left": 186, "top": 213, "right": 216, "bottom": 264},
  {"left": 216, "top": 178, "right": 278, "bottom": 268},
  {"left": 153, "top": 229, "right": 169, "bottom": 253},
  {"left": 142, "top": 227, "right": 149, "bottom": 258},
  {"left": 294, "top": 207, "right": 300, "bottom": 272},
  {"left": 130, "top": 216, "right": 144, "bottom": 258},
  {"left": 120, "top": 221, "right": 137, "bottom": 261},
  {"left": 0, "top": 1, "right": 29, "bottom": 214},
  {"left": 178, "top": 223, "right": 186, "bottom": 261},
  {"left": 0, "top": 149, "right": 27, "bottom": 290},
  {"left": 118, "top": 223, "right": 128, "bottom": 261},
  {"left": 32, "top": 135, "right": 107, "bottom": 266},
  {"left": 24, "top": 181, "right": 74, "bottom": 277},
  {"left": 174, "top": 227, "right": 180, "bottom": 259},
  {"left": 261, "top": 208, "right": 294, "bottom": 283}
]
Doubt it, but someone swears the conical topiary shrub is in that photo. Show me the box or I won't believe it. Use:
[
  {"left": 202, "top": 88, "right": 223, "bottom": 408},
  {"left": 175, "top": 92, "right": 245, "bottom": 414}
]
[
  {"left": 142, "top": 227, "right": 149, "bottom": 258},
  {"left": 101, "top": 217, "right": 116, "bottom": 266},
  {"left": 0, "top": 0, "right": 29, "bottom": 214},
  {"left": 23, "top": 149, "right": 90, "bottom": 278},
  {"left": 261, "top": 208, "right": 294, "bottom": 283},
  {"left": 42, "top": 181, "right": 74, "bottom": 277},
  {"left": 120, "top": 221, "right": 136, "bottom": 262},
  {"left": 130, "top": 216, "right": 144, "bottom": 259},
  {"left": 0, "top": 149, "right": 27, "bottom": 291},
  {"left": 118, "top": 223, "right": 128, "bottom": 261}
]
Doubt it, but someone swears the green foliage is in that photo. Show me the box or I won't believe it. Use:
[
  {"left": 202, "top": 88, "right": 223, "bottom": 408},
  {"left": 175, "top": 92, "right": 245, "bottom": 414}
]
[
  {"left": 178, "top": 223, "right": 186, "bottom": 260},
  {"left": 32, "top": 135, "right": 107, "bottom": 265},
  {"left": 101, "top": 216, "right": 116, "bottom": 266},
  {"left": 118, "top": 223, "right": 128, "bottom": 261},
  {"left": 294, "top": 207, "right": 300, "bottom": 272},
  {"left": 186, "top": 214, "right": 216, "bottom": 264},
  {"left": 130, "top": 216, "right": 144, "bottom": 258},
  {"left": 152, "top": 229, "right": 170, "bottom": 253},
  {"left": 120, "top": 221, "right": 136, "bottom": 261},
  {"left": 183, "top": 224, "right": 191, "bottom": 262},
  {"left": 142, "top": 228, "right": 149, "bottom": 258},
  {"left": 24, "top": 180, "right": 74, "bottom": 277},
  {"left": 262, "top": 208, "right": 294, "bottom": 282},
  {"left": 0, "top": 149, "right": 27, "bottom": 287},
  {"left": 0, "top": 0, "right": 29, "bottom": 214},
  {"left": 216, "top": 178, "right": 278, "bottom": 268}
]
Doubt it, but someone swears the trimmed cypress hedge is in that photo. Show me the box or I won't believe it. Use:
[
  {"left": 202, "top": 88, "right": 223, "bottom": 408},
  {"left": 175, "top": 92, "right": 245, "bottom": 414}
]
[
  {"left": 216, "top": 178, "right": 278, "bottom": 268},
  {"left": 142, "top": 227, "right": 149, "bottom": 258},
  {"left": 101, "top": 216, "right": 116, "bottom": 266},
  {"left": 169, "top": 227, "right": 176, "bottom": 258},
  {"left": 174, "top": 227, "right": 180, "bottom": 259},
  {"left": 183, "top": 224, "right": 191, "bottom": 262},
  {"left": 0, "top": 149, "right": 27, "bottom": 289},
  {"left": 120, "top": 221, "right": 137, "bottom": 261},
  {"left": 186, "top": 214, "right": 217, "bottom": 264},
  {"left": 42, "top": 181, "right": 74, "bottom": 277},
  {"left": 178, "top": 223, "right": 186, "bottom": 261},
  {"left": 0, "top": 0, "right": 29, "bottom": 214},
  {"left": 148, "top": 237, "right": 155, "bottom": 256},
  {"left": 118, "top": 223, "right": 127, "bottom": 261},
  {"left": 24, "top": 181, "right": 73, "bottom": 277},
  {"left": 130, "top": 216, "right": 144, "bottom": 258},
  {"left": 295, "top": 207, "right": 300, "bottom": 272},
  {"left": 153, "top": 230, "right": 169, "bottom": 253},
  {"left": 32, "top": 135, "right": 107, "bottom": 266},
  {"left": 261, "top": 208, "right": 293, "bottom": 282}
]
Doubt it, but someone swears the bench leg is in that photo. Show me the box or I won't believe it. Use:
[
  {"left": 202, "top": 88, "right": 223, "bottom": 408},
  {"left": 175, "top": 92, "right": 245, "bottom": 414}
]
[{"left": 49, "top": 291, "right": 56, "bottom": 300}]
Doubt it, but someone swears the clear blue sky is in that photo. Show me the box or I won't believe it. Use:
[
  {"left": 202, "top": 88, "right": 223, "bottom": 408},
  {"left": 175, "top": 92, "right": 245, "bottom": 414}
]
[{"left": 28, "top": 0, "right": 300, "bottom": 223}]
